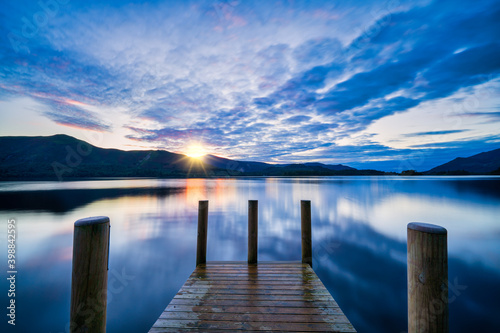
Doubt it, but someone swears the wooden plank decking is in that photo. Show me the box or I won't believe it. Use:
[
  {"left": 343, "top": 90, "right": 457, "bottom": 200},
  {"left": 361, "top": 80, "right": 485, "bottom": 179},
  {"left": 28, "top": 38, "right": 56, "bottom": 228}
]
[{"left": 149, "top": 261, "right": 356, "bottom": 332}]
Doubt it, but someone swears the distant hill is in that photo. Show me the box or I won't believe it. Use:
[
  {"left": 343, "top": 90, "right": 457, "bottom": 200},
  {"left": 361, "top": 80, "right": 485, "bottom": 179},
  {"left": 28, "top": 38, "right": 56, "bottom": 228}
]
[
  {"left": 202, "top": 155, "right": 357, "bottom": 174},
  {"left": 303, "top": 162, "right": 355, "bottom": 171},
  {"left": 203, "top": 154, "right": 270, "bottom": 174},
  {"left": 0, "top": 134, "right": 365, "bottom": 179},
  {"left": 0, "top": 134, "right": 402, "bottom": 180},
  {"left": 426, "top": 148, "right": 500, "bottom": 174},
  {"left": 256, "top": 164, "right": 383, "bottom": 176},
  {"left": 0, "top": 134, "right": 215, "bottom": 180},
  {"left": 2, "top": 135, "right": 499, "bottom": 179}
]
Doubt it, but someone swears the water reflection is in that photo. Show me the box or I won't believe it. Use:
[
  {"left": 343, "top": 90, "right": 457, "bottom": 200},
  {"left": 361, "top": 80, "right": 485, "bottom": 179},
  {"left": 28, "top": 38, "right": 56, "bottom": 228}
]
[{"left": 0, "top": 177, "right": 499, "bottom": 333}]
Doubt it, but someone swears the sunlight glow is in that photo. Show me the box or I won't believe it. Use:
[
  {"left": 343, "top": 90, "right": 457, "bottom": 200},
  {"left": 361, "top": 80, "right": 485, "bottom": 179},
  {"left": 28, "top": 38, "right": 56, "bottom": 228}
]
[{"left": 185, "top": 143, "right": 206, "bottom": 159}]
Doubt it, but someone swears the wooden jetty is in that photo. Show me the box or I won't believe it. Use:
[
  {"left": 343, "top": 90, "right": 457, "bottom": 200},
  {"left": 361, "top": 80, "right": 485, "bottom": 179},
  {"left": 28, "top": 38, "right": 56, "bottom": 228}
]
[
  {"left": 69, "top": 202, "right": 449, "bottom": 333},
  {"left": 149, "top": 200, "right": 356, "bottom": 332},
  {"left": 149, "top": 261, "right": 355, "bottom": 332}
]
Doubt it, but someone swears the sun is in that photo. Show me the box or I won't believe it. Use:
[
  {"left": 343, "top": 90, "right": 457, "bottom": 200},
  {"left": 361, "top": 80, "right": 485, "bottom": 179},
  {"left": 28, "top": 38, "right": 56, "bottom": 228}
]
[{"left": 185, "top": 143, "right": 206, "bottom": 159}]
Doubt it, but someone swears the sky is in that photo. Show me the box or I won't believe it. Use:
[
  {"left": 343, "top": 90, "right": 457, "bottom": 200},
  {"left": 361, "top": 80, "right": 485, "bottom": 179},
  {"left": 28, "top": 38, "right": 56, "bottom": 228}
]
[{"left": 1, "top": 0, "right": 499, "bottom": 171}]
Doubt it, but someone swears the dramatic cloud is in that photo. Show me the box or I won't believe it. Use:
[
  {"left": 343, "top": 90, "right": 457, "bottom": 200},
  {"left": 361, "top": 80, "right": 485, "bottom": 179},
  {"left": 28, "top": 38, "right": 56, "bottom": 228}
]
[
  {"left": 404, "top": 130, "right": 470, "bottom": 137},
  {"left": 0, "top": 0, "right": 499, "bottom": 170}
]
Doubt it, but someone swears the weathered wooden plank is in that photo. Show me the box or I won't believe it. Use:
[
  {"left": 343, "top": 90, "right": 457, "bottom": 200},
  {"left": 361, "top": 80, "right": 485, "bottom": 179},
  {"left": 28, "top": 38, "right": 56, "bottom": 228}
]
[
  {"left": 193, "top": 268, "right": 313, "bottom": 275},
  {"left": 187, "top": 274, "right": 321, "bottom": 281},
  {"left": 159, "top": 311, "right": 350, "bottom": 323},
  {"left": 191, "top": 265, "right": 312, "bottom": 271},
  {"left": 184, "top": 280, "right": 324, "bottom": 286},
  {"left": 192, "top": 270, "right": 316, "bottom": 275},
  {"left": 196, "top": 264, "right": 313, "bottom": 269},
  {"left": 175, "top": 294, "right": 335, "bottom": 301},
  {"left": 176, "top": 288, "right": 332, "bottom": 296},
  {"left": 192, "top": 269, "right": 311, "bottom": 274},
  {"left": 150, "top": 319, "right": 356, "bottom": 332},
  {"left": 169, "top": 298, "right": 341, "bottom": 308},
  {"left": 150, "top": 329, "right": 343, "bottom": 333},
  {"left": 180, "top": 284, "right": 328, "bottom": 291},
  {"left": 149, "top": 327, "right": 334, "bottom": 333},
  {"left": 188, "top": 277, "right": 318, "bottom": 283},
  {"left": 189, "top": 274, "right": 317, "bottom": 281},
  {"left": 193, "top": 263, "right": 314, "bottom": 270},
  {"left": 173, "top": 294, "right": 334, "bottom": 302},
  {"left": 196, "top": 262, "right": 313, "bottom": 269},
  {"left": 201, "top": 261, "right": 304, "bottom": 266},
  {"left": 164, "top": 304, "right": 345, "bottom": 315},
  {"left": 183, "top": 281, "right": 325, "bottom": 289},
  {"left": 190, "top": 273, "right": 318, "bottom": 278},
  {"left": 195, "top": 264, "right": 311, "bottom": 269},
  {"left": 149, "top": 327, "right": 344, "bottom": 333}
]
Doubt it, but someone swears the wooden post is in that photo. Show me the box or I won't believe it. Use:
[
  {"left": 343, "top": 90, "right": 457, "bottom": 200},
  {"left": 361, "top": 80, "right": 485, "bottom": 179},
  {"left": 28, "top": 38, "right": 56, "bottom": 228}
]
[
  {"left": 70, "top": 216, "right": 110, "bottom": 333},
  {"left": 407, "top": 222, "right": 448, "bottom": 333},
  {"left": 248, "top": 200, "right": 258, "bottom": 264},
  {"left": 301, "top": 200, "right": 312, "bottom": 267},
  {"left": 196, "top": 200, "right": 209, "bottom": 266}
]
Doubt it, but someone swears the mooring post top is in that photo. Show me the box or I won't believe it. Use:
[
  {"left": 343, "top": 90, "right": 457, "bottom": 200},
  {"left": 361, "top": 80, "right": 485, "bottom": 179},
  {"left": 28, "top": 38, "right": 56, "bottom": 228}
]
[
  {"left": 75, "top": 216, "right": 110, "bottom": 227},
  {"left": 301, "top": 200, "right": 311, "bottom": 204},
  {"left": 408, "top": 222, "right": 447, "bottom": 235}
]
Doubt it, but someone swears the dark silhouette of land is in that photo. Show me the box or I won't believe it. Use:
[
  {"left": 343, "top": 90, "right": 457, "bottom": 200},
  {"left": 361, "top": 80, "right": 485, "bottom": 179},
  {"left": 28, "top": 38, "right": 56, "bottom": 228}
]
[
  {"left": 0, "top": 134, "right": 498, "bottom": 179},
  {"left": 426, "top": 148, "right": 500, "bottom": 175}
]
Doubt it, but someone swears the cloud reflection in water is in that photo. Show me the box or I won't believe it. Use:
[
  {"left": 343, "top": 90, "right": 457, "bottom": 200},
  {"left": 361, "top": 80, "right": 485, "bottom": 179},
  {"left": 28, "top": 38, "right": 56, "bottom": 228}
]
[{"left": 0, "top": 176, "right": 499, "bottom": 333}]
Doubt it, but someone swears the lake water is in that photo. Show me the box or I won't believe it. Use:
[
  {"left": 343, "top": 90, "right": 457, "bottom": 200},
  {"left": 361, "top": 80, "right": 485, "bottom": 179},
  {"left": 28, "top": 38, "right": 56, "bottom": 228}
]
[{"left": 0, "top": 176, "right": 499, "bottom": 333}]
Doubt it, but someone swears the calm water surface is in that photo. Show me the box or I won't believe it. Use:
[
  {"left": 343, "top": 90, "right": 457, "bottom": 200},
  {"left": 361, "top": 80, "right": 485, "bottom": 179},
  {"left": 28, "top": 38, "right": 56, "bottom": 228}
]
[{"left": 0, "top": 176, "right": 499, "bottom": 333}]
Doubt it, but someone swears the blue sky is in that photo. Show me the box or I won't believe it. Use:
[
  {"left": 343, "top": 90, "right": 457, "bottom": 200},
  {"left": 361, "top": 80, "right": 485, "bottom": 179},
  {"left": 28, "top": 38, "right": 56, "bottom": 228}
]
[{"left": 1, "top": 0, "right": 499, "bottom": 171}]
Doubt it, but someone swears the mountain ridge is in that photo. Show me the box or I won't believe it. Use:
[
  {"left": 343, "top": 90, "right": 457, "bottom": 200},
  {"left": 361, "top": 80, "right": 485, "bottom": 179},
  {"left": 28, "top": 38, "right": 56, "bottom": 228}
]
[
  {"left": 0, "top": 134, "right": 365, "bottom": 179},
  {"left": 0, "top": 134, "right": 212, "bottom": 180},
  {"left": 426, "top": 148, "right": 500, "bottom": 174},
  {"left": 0, "top": 134, "right": 499, "bottom": 179}
]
